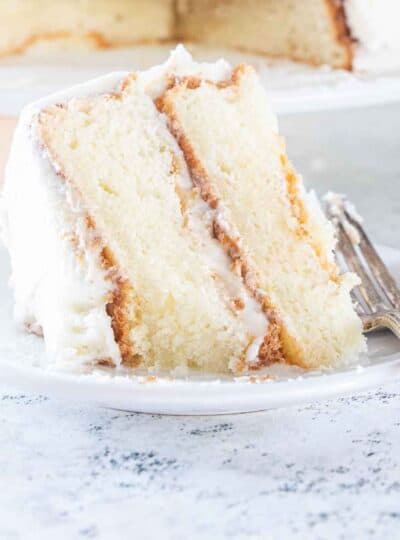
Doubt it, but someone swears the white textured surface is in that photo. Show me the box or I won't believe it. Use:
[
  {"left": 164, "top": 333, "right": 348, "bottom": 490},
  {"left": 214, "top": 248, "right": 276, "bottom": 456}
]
[
  {"left": 1, "top": 384, "right": 400, "bottom": 540},
  {"left": 1, "top": 96, "right": 400, "bottom": 538}
]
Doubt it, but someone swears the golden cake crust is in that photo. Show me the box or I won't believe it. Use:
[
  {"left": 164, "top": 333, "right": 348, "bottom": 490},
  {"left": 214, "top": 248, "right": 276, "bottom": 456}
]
[
  {"left": 0, "top": 31, "right": 172, "bottom": 59},
  {"left": 325, "top": 0, "right": 354, "bottom": 69}
]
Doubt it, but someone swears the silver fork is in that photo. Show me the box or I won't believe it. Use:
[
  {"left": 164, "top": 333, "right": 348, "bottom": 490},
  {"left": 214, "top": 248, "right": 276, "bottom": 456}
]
[{"left": 324, "top": 194, "right": 400, "bottom": 339}]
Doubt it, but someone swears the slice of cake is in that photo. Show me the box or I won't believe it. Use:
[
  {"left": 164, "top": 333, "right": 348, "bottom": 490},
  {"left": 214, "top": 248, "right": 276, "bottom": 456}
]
[{"left": 1, "top": 46, "right": 365, "bottom": 373}]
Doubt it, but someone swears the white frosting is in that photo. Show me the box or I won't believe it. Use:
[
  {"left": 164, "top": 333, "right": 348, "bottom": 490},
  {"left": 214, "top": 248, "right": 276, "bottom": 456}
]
[
  {"left": 345, "top": 0, "right": 400, "bottom": 52},
  {"left": 137, "top": 44, "right": 233, "bottom": 98},
  {"left": 304, "top": 189, "right": 336, "bottom": 265},
  {"left": 323, "top": 191, "right": 362, "bottom": 245},
  {"left": 2, "top": 106, "right": 122, "bottom": 368},
  {"left": 344, "top": 0, "right": 400, "bottom": 71},
  {"left": 2, "top": 46, "right": 270, "bottom": 369},
  {"left": 245, "top": 336, "right": 266, "bottom": 365}
]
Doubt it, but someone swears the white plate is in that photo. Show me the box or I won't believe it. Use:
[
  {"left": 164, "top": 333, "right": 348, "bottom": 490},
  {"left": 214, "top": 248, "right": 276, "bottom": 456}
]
[
  {"left": 1, "top": 244, "right": 400, "bottom": 415},
  {"left": 0, "top": 44, "right": 400, "bottom": 115}
]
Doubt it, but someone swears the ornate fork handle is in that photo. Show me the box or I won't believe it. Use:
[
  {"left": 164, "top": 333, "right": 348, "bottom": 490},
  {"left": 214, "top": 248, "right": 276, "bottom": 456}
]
[
  {"left": 325, "top": 193, "right": 400, "bottom": 342},
  {"left": 362, "top": 311, "right": 400, "bottom": 339}
]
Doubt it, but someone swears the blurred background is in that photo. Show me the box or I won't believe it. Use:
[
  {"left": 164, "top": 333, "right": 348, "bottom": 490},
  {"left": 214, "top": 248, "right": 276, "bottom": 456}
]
[{"left": 282, "top": 102, "right": 400, "bottom": 250}]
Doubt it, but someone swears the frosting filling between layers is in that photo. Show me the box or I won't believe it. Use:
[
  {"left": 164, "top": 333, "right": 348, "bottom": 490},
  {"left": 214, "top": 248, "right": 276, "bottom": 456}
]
[{"left": 169, "top": 146, "right": 270, "bottom": 368}]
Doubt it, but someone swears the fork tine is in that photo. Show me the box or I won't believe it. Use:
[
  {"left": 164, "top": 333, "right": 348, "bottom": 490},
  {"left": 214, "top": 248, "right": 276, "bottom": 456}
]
[
  {"left": 344, "top": 209, "right": 400, "bottom": 309},
  {"left": 336, "top": 223, "right": 384, "bottom": 312}
]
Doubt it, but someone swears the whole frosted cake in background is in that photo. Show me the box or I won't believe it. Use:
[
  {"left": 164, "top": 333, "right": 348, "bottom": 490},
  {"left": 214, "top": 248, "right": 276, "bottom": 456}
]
[
  {"left": 0, "top": 1, "right": 398, "bottom": 71},
  {"left": 1, "top": 46, "right": 365, "bottom": 374}
]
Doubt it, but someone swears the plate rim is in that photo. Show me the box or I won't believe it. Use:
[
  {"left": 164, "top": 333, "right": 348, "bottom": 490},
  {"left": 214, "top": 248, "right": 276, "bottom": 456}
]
[{"left": 2, "top": 350, "right": 400, "bottom": 415}]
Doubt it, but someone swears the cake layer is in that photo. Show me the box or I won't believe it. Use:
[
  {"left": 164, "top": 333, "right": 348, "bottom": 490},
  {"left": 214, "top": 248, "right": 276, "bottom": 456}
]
[
  {"left": 158, "top": 63, "right": 364, "bottom": 368},
  {"left": 0, "top": 0, "right": 173, "bottom": 57}
]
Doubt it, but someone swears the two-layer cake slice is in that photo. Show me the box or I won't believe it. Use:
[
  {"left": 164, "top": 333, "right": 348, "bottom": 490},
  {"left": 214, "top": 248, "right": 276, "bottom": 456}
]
[{"left": 2, "top": 47, "right": 365, "bottom": 373}]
